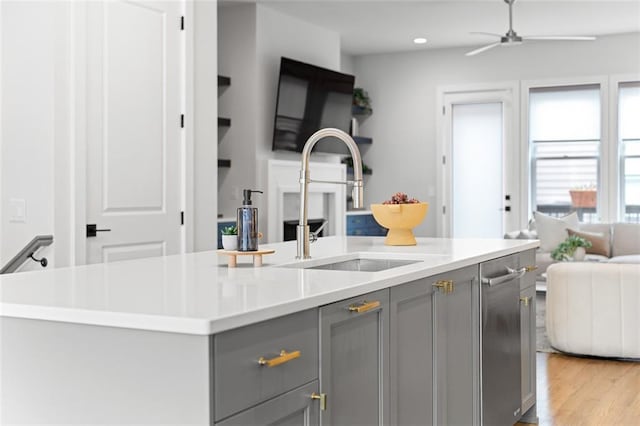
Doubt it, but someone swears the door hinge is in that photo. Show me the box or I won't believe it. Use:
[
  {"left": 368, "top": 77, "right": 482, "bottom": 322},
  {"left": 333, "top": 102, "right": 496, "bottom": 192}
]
[
  {"left": 442, "top": 155, "right": 446, "bottom": 165},
  {"left": 180, "top": 211, "right": 184, "bottom": 225},
  {"left": 180, "top": 114, "right": 184, "bottom": 128},
  {"left": 442, "top": 105, "right": 445, "bottom": 115},
  {"left": 442, "top": 206, "right": 446, "bottom": 215},
  {"left": 180, "top": 16, "right": 184, "bottom": 30}
]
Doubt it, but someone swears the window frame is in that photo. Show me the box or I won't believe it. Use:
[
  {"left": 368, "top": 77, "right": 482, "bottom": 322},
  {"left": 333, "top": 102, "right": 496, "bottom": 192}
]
[
  {"left": 521, "top": 76, "right": 609, "bottom": 224},
  {"left": 610, "top": 74, "right": 640, "bottom": 222}
]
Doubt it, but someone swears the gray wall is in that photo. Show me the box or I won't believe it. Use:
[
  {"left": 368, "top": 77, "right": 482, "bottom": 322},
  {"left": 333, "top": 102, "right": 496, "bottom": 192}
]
[{"left": 353, "top": 32, "right": 640, "bottom": 237}]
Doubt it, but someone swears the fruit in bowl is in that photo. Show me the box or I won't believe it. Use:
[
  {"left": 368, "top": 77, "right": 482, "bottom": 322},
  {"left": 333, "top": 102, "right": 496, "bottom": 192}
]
[{"left": 371, "top": 193, "right": 428, "bottom": 246}]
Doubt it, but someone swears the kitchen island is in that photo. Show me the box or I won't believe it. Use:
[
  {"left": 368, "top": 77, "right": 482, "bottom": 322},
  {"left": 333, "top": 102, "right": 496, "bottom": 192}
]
[{"left": 0, "top": 236, "right": 539, "bottom": 425}]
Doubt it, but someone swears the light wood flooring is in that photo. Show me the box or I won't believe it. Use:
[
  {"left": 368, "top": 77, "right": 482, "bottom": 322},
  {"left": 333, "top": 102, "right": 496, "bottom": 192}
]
[{"left": 517, "top": 352, "right": 640, "bottom": 426}]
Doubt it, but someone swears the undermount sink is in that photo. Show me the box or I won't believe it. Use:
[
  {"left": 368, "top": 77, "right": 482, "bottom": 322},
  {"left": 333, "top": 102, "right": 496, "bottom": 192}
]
[{"left": 281, "top": 254, "right": 424, "bottom": 272}]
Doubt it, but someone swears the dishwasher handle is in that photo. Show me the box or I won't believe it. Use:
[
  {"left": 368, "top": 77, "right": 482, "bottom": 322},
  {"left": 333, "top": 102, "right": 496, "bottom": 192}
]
[{"left": 482, "top": 267, "right": 527, "bottom": 286}]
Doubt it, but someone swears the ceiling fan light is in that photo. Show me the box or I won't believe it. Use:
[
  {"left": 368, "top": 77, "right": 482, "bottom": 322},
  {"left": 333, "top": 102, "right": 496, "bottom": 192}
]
[{"left": 413, "top": 37, "right": 428, "bottom": 45}]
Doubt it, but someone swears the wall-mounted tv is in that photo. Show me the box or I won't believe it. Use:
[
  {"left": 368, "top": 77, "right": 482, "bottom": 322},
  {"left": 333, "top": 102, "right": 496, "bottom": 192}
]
[{"left": 272, "top": 57, "right": 355, "bottom": 154}]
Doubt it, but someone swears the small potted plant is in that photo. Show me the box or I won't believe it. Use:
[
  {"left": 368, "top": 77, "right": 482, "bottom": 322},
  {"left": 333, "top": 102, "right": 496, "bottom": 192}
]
[
  {"left": 551, "top": 235, "right": 592, "bottom": 261},
  {"left": 221, "top": 225, "right": 238, "bottom": 251}
]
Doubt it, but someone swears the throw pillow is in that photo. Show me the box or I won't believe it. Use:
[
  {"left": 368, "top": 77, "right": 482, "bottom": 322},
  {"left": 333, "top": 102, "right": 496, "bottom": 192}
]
[
  {"left": 533, "top": 211, "right": 580, "bottom": 252},
  {"left": 567, "top": 228, "right": 611, "bottom": 257}
]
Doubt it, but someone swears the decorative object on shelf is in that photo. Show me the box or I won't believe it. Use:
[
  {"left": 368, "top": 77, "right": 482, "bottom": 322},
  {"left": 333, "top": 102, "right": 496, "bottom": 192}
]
[
  {"left": 221, "top": 225, "right": 238, "bottom": 251},
  {"left": 569, "top": 184, "right": 597, "bottom": 208},
  {"left": 550, "top": 234, "right": 592, "bottom": 261},
  {"left": 217, "top": 248, "right": 275, "bottom": 268},
  {"left": 371, "top": 193, "right": 428, "bottom": 246},
  {"left": 352, "top": 88, "right": 372, "bottom": 115}
]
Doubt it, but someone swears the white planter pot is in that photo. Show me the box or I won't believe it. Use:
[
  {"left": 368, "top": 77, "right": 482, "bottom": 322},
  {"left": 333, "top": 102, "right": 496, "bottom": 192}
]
[
  {"left": 221, "top": 234, "right": 238, "bottom": 251},
  {"left": 573, "top": 246, "right": 586, "bottom": 261}
]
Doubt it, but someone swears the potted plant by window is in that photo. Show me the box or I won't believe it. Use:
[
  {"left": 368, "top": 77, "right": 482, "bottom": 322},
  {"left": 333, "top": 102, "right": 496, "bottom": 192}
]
[
  {"left": 551, "top": 235, "right": 593, "bottom": 261},
  {"left": 221, "top": 225, "right": 238, "bottom": 251},
  {"left": 569, "top": 183, "right": 597, "bottom": 208}
]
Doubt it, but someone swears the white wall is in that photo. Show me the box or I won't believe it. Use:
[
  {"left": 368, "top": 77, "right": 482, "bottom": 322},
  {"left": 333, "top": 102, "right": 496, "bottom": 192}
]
[
  {"left": 0, "top": 1, "right": 70, "bottom": 271},
  {"left": 192, "top": 0, "right": 219, "bottom": 252},
  {"left": 353, "top": 32, "right": 640, "bottom": 237}
]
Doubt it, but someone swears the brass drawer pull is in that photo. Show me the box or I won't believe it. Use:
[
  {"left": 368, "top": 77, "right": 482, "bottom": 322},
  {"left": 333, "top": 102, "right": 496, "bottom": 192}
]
[
  {"left": 311, "top": 392, "right": 327, "bottom": 410},
  {"left": 433, "top": 279, "right": 454, "bottom": 294},
  {"left": 524, "top": 265, "right": 538, "bottom": 272},
  {"left": 348, "top": 300, "right": 381, "bottom": 313},
  {"left": 520, "top": 296, "right": 531, "bottom": 307},
  {"left": 258, "top": 350, "right": 301, "bottom": 368}
]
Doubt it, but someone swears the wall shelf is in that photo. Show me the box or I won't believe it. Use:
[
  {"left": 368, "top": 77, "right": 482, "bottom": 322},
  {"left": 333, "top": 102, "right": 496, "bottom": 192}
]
[
  {"left": 218, "top": 117, "right": 231, "bottom": 127},
  {"left": 352, "top": 105, "right": 372, "bottom": 116},
  {"left": 353, "top": 136, "right": 372, "bottom": 145},
  {"left": 218, "top": 75, "right": 231, "bottom": 87},
  {"left": 218, "top": 159, "right": 231, "bottom": 168},
  {"left": 347, "top": 167, "right": 372, "bottom": 176}
]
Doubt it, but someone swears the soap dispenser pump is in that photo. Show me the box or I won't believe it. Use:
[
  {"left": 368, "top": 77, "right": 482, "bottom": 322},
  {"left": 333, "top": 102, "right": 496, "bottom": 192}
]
[{"left": 237, "top": 189, "right": 263, "bottom": 251}]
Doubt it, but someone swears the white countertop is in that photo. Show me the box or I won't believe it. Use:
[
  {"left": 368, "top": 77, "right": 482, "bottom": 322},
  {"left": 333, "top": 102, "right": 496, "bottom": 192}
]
[{"left": 0, "top": 237, "right": 538, "bottom": 335}]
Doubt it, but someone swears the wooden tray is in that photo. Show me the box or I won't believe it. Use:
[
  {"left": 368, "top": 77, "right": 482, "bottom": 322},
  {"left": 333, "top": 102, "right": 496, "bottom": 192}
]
[{"left": 217, "top": 249, "right": 275, "bottom": 268}]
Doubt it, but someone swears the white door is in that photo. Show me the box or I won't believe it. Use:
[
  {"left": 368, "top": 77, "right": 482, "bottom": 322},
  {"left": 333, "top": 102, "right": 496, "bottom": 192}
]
[
  {"left": 85, "top": 1, "right": 183, "bottom": 264},
  {"left": 441, "top": 88, "right": 518, "bottom": 238}
]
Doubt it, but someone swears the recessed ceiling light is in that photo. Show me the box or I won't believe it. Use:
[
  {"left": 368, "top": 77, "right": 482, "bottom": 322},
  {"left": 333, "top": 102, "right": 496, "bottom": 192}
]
[{"left": 413, "top": 37, "right": 428, "bottom": 45}]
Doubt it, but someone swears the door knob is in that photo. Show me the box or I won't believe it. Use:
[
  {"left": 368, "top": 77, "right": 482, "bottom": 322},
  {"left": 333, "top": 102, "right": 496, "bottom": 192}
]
[{"left": 86, "top": 224, "right": 112, "bottom": 238}]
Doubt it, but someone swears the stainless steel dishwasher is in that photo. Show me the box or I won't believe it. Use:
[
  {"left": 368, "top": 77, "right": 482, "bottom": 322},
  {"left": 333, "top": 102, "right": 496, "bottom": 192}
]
[{"left": 480, "top": 254, "right": 525, "bottom": 426}]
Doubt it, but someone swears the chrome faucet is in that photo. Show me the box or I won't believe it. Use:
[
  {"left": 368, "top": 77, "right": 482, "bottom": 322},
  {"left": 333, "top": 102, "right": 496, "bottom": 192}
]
[{"left": 297, "top": 128, "right": 364, "bottom": 259}]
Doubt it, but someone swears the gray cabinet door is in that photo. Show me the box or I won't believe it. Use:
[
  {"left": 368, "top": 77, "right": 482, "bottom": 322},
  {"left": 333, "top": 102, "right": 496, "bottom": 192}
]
[
  {"left": 520, "top": 284, "right": 536, "bottom": 414},
  {"left": 216, "top": 381, "right": 319, "bottom": 426},
  {"left": 389, "top": 278, "right": 434, "bottom": 426},
  {"left": 319, "top": 289, "right": 389, "bottom": 426},
  {"left": 434, "top": 265, "right": 480, "bottom": 426}
]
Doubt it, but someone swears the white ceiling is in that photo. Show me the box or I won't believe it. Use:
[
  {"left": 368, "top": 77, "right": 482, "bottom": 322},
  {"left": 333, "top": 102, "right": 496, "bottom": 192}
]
[{"left": 256, "top": 0, "right": 640, "bottom": 55}]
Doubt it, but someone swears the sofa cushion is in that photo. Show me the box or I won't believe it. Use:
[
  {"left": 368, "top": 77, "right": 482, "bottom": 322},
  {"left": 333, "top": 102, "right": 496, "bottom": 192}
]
[
  {"left": 608, "top": 255, "right": 640, "bottom": 264},
  {"left": 534, "top": 211, "right": 579, "bottom": 252},
  {"left": 612, "top": 223, "right": 640, "bottom": 257},
  {"left": 567, "top": 228, "right": 611, "bottom": 257}
]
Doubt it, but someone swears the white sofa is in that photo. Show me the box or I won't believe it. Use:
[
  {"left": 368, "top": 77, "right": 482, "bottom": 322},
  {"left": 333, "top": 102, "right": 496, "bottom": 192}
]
[
  {"left": 506, "top": 222, "right": 640, "bottom": 279},
  {"left": 546, "top": 262, "right": 640, "bottom": 358}
]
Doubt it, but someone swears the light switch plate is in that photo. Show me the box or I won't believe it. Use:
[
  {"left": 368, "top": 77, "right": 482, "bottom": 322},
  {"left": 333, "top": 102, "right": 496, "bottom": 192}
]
[{"left": 9, "top": 198, "right": 26, "bottom": 223}]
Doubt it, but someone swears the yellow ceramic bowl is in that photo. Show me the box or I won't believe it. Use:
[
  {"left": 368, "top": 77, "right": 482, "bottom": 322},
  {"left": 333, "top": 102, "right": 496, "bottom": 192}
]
[{"left": 370, "top": 202, "right": 429, "bottom": 246}]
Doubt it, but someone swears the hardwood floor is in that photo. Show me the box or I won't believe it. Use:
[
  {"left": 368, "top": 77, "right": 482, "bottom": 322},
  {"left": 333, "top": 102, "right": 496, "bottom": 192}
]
[{"left": 517, "top": 352, "right": 640, "bottom": 425}]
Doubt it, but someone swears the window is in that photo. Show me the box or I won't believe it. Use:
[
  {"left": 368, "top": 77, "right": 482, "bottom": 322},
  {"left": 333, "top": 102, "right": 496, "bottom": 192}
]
[
  {"left": 529, "top": 85, "right": 601, "bottom": 222},
  {"left": 619, "top": 82, "right": 640, "bottom": 223}
]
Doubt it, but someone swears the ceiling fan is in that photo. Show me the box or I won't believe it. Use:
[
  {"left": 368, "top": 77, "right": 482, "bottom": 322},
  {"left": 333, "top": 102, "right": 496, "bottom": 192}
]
[{"left": 465, "top": 0, "right": 596, "bottom": 56}]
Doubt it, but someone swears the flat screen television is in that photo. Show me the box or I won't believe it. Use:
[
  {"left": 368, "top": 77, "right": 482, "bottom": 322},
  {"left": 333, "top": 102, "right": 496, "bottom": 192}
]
[{"left": 272, "top": 57, "right": 355, "bottom": 154}]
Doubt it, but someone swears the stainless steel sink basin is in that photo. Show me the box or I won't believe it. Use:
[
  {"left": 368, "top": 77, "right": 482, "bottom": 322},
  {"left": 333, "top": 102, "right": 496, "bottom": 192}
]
[
  {"left": 308, "top": 258, "right": 420, "bottom": 272},
  {"left": 282, "top": 256, "right": 422, "bottom": 272}
]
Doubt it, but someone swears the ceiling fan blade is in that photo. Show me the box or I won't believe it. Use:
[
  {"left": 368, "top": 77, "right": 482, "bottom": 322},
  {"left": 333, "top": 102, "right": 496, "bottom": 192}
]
[
  {"left": 469, "top": 31, "right": 502, "bottom": 38},
  {"left": 523, "top": 36, "right": 596, "bottom": 41},
  {"left": 465, "top": 42, "right": 501, "bottom": 57}
]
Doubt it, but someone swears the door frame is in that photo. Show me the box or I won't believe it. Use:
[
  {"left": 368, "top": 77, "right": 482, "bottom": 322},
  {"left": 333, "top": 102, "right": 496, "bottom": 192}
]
[
  {"left": 72, "top": 1, "right": 193, "bottom": 265},
  {"left": 436, "top": 82, "right": 520, "bottom": 238}
]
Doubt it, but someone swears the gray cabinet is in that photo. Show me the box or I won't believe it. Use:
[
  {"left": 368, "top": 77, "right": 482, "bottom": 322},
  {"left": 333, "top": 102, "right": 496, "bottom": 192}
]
[
  {"left": 216, "top": 381, "right": 319, "bottom": 426},
  {"left": 213, "top": 309, "right": 318, "bottom": 421},
  {"left": 389, "top": 278, "right": 434, "bottom": 425},
  {"left": 319, "top": 289, "right": 389, "bottom": 426},
  {"left": 433, "top": 265, "right": 480, "bottom": 426}
]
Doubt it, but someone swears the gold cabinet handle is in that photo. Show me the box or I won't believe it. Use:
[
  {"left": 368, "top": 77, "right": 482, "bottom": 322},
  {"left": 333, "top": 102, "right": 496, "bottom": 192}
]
[
  {"left": 348, "top": 300, "right": 380, "bottom": 313},
  {"left": 258, "top": 350, "right": 301, "bottom": 368},
  {"left": 311, "top": 392, "right": 327, "bottom": 410},
  {"left": 520, "top": 296, "right": 531, "bottom": 307},
  {"left": 524, "top": 265, "right": 538, "bottom": 273},
  {"left": 433, "top": 279, "right": 454, "bottom": 294}
]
